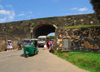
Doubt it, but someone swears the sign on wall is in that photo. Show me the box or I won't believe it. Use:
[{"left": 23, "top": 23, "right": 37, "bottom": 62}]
[{"left": 62, "top": 38, "right": 70, "bottom": 51}]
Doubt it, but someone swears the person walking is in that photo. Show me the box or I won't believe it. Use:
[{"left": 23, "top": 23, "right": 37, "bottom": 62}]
[
  {"left": 49, "top": 39, "right": 53, "bottom": 49},
  {"left": 17, "top": 41, "right": 22, "bottom": 50},
  {"left": 9, "top": 40, "right": 13, "bottom": 51},
  {"left": 44, "top": 43, "right": 47, "bottom": 50},
  {"left": 47, "top": 41, "right": 50, "bottom": 49},
  {"left": 7, "top": 40, "right": 10, "bottom": 51}
]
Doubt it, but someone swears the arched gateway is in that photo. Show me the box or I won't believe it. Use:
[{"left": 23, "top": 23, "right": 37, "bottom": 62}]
[{"left": 32, "top": 22, "right": 58, "bottom": 38}]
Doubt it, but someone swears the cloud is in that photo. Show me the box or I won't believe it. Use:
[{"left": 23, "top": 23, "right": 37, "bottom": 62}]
[
  {"left": 71, "top": 7, "right": 88, "bottom": 12},
  {"left": 18, "top": 11, "right": 32, "bottom": 16},
  {"left": 78, "top": 7, "right": 88, "bottom": 11},
  {"left": 0, "top": 0, "right": 1, "bottom": 2},
  {"left": 71, "top": 7, "right": 77, "bottom": 10},
  {"left": 74, "top": 12, "right": 83, "bottom": 14},
  {"left": 0, "top": 10, "right": 10, "bottom": 15},
  {"left": 0, "top": 4, "right": 15, "bottom": 23},
  {"left": 6, "top": 5, "right": 13, "bottom": 9},
  {"left": 18, "top": 13, "right": 25, "bottom": 16},
  {"left": 0, "top": 10, "right": 15, "bottom": 22},
  {"left": 27, "top": 11, "right": 32, "bottom": 14},
  {"left": 66, "top": 13, "right": 72, "bottom": 15},
  {"left": 8, "top": 10, "right": 15, "bottom": 20},
  {"left": 0, "top": 5, "right": 3, "bottom": 9},
  {"left": 26, "top": 16, "right": 31, "bottom": 19},
  {"left": 0, "top": 17, "right": 6, "bottom": 22}
]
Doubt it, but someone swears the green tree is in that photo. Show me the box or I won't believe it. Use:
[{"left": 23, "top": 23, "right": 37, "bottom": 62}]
[
  {"left": 90, "top": 0, "right": 100, "bottom": 20},
  {"left": 49, "top": 36, "right": 54, "bottom": 39}
]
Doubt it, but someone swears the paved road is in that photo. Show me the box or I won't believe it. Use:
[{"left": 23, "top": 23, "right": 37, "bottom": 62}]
[{"left": 0, "top": 47, "right": 90, "bottom": 72}]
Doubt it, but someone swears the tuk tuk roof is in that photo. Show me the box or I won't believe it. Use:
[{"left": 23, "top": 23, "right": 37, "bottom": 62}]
[{"left": 31, "top": 38, "right": 38, "bottom": 40}]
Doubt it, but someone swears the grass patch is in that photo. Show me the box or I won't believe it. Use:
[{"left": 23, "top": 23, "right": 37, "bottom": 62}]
[
  {"left": 62, "top": 25, "right": 100, "bottom": 29},
  {"left": 54, "top": 49, "right": 100, "bottom": 72}
]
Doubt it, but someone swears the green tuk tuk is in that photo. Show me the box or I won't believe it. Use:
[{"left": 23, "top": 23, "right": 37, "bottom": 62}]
[{"left": 23, "top": 39, "right": 39, "bottom": 57}]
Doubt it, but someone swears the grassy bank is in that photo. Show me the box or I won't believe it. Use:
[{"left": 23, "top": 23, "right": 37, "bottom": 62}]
[
  {"left": 54, "top": 49, "right": 100, "bottom": 72},
  {"left": 62, "top": 25, "right": 100, "bottom": 29}
]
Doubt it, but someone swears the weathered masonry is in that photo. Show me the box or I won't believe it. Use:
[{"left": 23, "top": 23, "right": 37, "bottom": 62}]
[{"left": 0, "top": 13, "right": 100, "bottom": 52}]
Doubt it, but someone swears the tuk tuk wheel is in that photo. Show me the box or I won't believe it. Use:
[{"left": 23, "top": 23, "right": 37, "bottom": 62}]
[
  {"left": 25, "top": 54, "right": 28, "bottom": 58},
  {"left": 36, "top": 51, "right": 39, "bottom": 54}
]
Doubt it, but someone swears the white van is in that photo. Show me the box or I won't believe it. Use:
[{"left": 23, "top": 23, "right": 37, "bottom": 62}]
[{"left": 37, "top": 36, "right": 50, "bottom": 47}]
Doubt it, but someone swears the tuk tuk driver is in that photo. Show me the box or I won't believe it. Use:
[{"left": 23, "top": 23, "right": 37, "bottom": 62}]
[{"left": 17, "top": 41, "right": 21, "bottom": 47}]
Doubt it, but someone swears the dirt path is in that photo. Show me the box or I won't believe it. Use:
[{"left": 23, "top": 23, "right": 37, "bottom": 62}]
[{"left": 0, "top": 48, "right": 90, "bottom": 72}]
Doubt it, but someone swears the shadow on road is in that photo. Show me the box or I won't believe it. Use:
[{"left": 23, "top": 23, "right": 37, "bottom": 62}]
[
  {"left": 20, "top": 54, "right": 25, "bottom": 57},
  {"left": 20, "top": 54, "right": 37, "bottom": 58}
]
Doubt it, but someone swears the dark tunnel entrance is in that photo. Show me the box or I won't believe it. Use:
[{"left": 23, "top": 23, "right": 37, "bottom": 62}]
[{"left": 33, "top": 24, "right": 55, "bottom": 38}]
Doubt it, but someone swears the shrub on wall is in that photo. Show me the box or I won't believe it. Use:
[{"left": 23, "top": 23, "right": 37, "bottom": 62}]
[
  {"left": 56, "top": 23, "right": 58, "bottom": 26},
  {"left": 5, "top": 32, "right": 7, "bottom": 34},
  {"left": 29, "top": 20, "right": 31, "bottom": 24},
  {"left": 29, "top": 20, "right": 31, "bottom": 27},
  {"left": 8, "top": 29, "right": 9, "bottom": 32},
  {"left": 29, "top": 27, "right": 31, "bottom": 30},
  {"left": 32, "top": 23, "right": 34, "bottom": 27},
  {"left": 52, "top": 21, "right": 55, "bottom": 24},
  {"left": 17, "top": 27, "right": 19, "bottom": 30},
  {"left": 72, "top": 22, "right": 75, "bottom": 26},
  {"left": 40, "top": 21, "right": 43, "bottom": 23}
]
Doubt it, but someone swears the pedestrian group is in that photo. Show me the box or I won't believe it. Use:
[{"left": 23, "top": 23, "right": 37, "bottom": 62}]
[{"left": 44, "top": 39, "right": 53, "bottom": 50}]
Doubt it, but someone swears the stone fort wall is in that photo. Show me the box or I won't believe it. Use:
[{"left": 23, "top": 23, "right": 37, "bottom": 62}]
[
  {"left": 53, "top": 27, "right": 100, "bottom": 53},
  {"left": 0, "top": 13, "right": 100, "bottom": 52}
]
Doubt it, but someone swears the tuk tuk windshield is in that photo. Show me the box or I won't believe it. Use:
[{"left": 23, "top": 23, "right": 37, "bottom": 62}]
[
  {"left": 23, "top": 40, "right": 33, "bottom": 45},
  {"left": 38, "top": 38, "right": 45, "bottom": 41}
]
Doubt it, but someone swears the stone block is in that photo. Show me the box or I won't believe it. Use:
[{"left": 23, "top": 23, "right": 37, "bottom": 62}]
[
  {"left": 83, "top": 31, "right": 87, "bottom": 34},
  {"left": 59, "top": 44, "right": 62, "bottom": 47},
  {"left": 98, "top": 50, "right": 100, "bottom": 53},
  {"left": 74, "top": 35, "right": 77, "bottom": 38},
  {"left": 57, "top": 39, "right": 62, "bottom": 44},
  {"left": 94, "top": 44, "right": 99, "bottom": 49},
  {"left": 81, "top": 44, "right": 84, "bottom": 46},
  {"left": 84, "top": 41, "right": 91, "bottom": 48}
]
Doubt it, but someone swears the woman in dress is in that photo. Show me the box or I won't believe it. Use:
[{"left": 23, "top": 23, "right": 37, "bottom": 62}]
[
  {"left": 47, "top": 41, "right": 50, "bottom": 49},
  {"left": 7, "top": 40, "right": 10, "bottom": 51},
  {"left": 9, "top": 40, "right": 13, "bottom": 51}
]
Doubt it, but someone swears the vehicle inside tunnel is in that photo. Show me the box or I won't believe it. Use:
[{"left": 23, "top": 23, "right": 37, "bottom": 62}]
[{"left": 33, "top": 24, "right": 55, "bottom": 38}]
